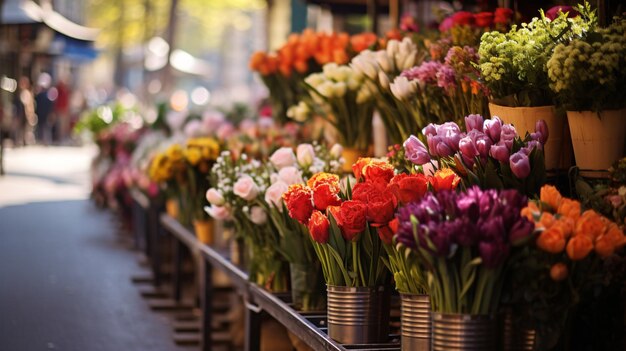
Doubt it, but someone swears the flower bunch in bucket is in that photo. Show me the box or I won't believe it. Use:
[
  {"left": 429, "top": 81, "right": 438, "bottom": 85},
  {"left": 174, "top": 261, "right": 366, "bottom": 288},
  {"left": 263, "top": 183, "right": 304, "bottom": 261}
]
[
  {"left": 262, "top": 143, "right": 343, "bottom": 311},
  {"left": 402, "top": 114, "right": 547, "bottom": 196},
  {"left": 396, "top": 186, "right": 534, "bottom": 315},
  {"left": 504, "top": 185, "right": 626, "bottom": 349},
  {"left": 205, "top": 151, "right": 288, "bottom": 292},
  {"left": 148, "top": 143, "right": 187, "bottom": 220}
]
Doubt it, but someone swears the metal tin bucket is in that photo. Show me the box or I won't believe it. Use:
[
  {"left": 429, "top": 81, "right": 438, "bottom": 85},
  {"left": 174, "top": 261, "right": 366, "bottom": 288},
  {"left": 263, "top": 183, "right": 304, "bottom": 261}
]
[
  {"left": 502, "top": 310, "right": 536, "bottom": 351},
  {"left": 432, "top": 313, "right": 496, "bottom": 351},
  {"left": 327, "top": 285, "right": 390, "bottom": 344},
  {"left": 400, "top": 294, "right": 431, "bottom": 351}
]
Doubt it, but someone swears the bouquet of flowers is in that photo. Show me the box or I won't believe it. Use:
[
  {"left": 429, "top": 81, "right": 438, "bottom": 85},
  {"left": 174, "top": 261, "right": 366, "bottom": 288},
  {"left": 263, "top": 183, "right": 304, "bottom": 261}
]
[
  {"left": 225, "top": 117, "right": 301, "bottom": 160},
  {"left": 205, "top": 151, "right": 288, "bottom": 291},
  {"left": 507, "top": 185, "right": 626, "bottom": 349},
  {"left": 262, "top": 143, "right": 343, "bottom": 310},
  {"left": 302, "top": 63, "right": 375, "bottom": 152},
  {"left": 479, "top": 5, "right": 594, "bottom": 107},
  {"left": 391, "top": 45, "right": 489, "bottom": 129},
  {"left": 350, "top": 37, "right": 426, "bottom": 144},
  {"left": 283, "top": 158, "right": 398, "bottom": 288},
  {"left": 402, "top": 115, "right": 547, "bottom": 196},
  {"left": 438, "top": 8, "right": 516, "bottom": 47},
  {"left": 383, "top": 168, "right": 461, "bottom": 295},
  {"left": 148, "top": 143, "right": 187, "bottom": 217},
  {"left": 182, "top": 137, "right": 220, "bottom": 223},
  {"left": 547, "top": 14, "right": 625, "bottom": 111},
  {"left": 396, "top": 186, "right": 534, "bottom": 314},
  {"left": 249, "top": 30, "right": 378, "bottom": 123}
]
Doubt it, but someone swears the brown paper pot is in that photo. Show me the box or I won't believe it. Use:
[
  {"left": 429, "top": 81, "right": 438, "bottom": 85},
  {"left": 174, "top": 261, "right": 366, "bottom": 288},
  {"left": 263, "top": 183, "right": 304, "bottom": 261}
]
[
  {"left": 193, "top": 219, "right": 214, "bottom": 244},
  {"left": 567, "top": 109, "right": 626, "bottom": 171},
  {"left": 165, "top": 198, "right": 179, "bottom": 219},
  {"left": 341, "top": 148, "right": 366, "bottom": 173},
  {"left": 489, "top": 103, "right": 568, "bottom": 170}
]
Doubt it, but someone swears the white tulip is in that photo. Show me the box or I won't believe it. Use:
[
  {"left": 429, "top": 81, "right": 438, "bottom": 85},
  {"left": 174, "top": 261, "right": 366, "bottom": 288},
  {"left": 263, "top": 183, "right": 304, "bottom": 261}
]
[
  {"left": 305, "top": 73, "right": 325, "bottom": 88},
  {"left": 330, "top": 144, "right": 343, "bottom": 159},
  {"left": 333, "top": 82, "right": 347, "bottom": 97},
  {"left": 296, "top": 143, "right": 315, "bottom": 167},
  {"left": 378, "top": 71, "right": 390, "bottom": 90},
  {"left": 386, "top": 40, "right": 400, "bottom": 59},
  {"left": 317, "top": 81, "right": 335, "bottom": 98},
  {"left": 375, "top": 51, "right": 394, "bottom": 73},
  {"left": 390, "top": 76, "right": 417, "bottom": 101}
]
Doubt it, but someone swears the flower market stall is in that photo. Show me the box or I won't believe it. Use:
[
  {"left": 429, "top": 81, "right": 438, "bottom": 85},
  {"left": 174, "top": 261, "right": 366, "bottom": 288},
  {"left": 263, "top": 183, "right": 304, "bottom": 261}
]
[{"left": 79, "top": 2, "right": 626, "bottom": 351}]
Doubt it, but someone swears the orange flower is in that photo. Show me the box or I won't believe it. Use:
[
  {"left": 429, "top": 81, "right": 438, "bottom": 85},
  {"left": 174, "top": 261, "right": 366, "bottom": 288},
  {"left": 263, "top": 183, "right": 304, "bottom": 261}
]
[
  {"left": 536, "top": 226, "right": 566, "bottom": 254},
  {"left": 430, "top": 168, "right": 461, "bottom": 192},
  {"left": 350, "top": 32, "right": 378, "bottom": 52},
  {"left": 540, "top": 185, "right": 562, "bottom": 211},
  {"left": 553, "top": 218, "right": 574, "bottom": 239},
  {"left": 557, "top": 198, "right": 581, "bottom": 221},
  {"left": 249, "top": 51, "right": 266, "bottom": 71},
  {"left": 521, "top": 202, "right": 539, "bottom": 221},
  {"left": 539, "top": 212, "right": 556, "bottom": 230},
  {"left": 307, "top": 172, "right": 340, "bottom": 190},
  {"left": 385, "top": 28, "right": 403, "bottom": 41},
  {"left": 352, "top": 158, "right": 372, "bottom": 182},
  {"left": 594, "top": 223, "right": 626, "bottom": 257},
  {"left": 307, "top": 173, "right": 342, "bottom": 211},
  {"left": 550, "top": 262, "right": 568, "bottom": 281},
  {"left": 566, "top": 235, "right": 594, "bottom": 261},
  {"left": 574, "top": 210, "right": 606, "bottom": 240}
]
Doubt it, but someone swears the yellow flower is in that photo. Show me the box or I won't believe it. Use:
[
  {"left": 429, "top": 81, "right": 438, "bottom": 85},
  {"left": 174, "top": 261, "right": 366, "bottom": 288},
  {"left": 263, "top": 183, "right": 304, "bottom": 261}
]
[{"left": 185, "top": 147, "right": 202, "bottom": 166}]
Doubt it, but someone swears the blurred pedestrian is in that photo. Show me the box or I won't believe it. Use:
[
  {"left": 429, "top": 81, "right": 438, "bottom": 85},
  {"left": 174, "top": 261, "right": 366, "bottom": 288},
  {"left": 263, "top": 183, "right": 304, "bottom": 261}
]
[
  {"left": 54, "top": 78, "right": 70, "bottom": 143},
  {"left": 34, "top": 73, "right": 54, "bottom": 145},
  {"left": 14, "top": 76, "right": 36, "bottom": 146}
]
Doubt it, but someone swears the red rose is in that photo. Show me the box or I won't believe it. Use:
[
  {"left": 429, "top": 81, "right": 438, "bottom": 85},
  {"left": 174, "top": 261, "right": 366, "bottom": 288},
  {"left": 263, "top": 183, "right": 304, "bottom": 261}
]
[
  {"left": 283, "top": 184, "right": 314, "bottom": 224},
  {"left": 338, "top": 200, "right": 367, "bottom": 241},
  {"left": 353, "top": 182, "right": 397, "bottom": 226},
  {"left": 364, "top": 161, "right": 395, "bottom": 185},
  {"left": 388, "top": 173, "right": 428, "bottom": 204},
  {"left": 308, "top": 210, "right": 330, "bottom": 243},
  {"left": 451, "top": 11, "right": 475, "bottom": 26},
  {"left": 494, "top": 8, "right": 513, "bottom": 24},
  {"left": 474, "top": 12, "right": 494, "bottom": 27}
]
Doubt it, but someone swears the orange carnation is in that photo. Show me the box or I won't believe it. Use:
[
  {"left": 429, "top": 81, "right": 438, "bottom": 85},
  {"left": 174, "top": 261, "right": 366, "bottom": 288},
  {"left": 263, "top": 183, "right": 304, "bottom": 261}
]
[
  {"left": 557, "top": 198, "right": 581, "bottom": 221},
  {"left": 566, "top": 235, "right": 594, "bottom": 261},
  {"left": 540, "top": 185, "right": 562, "bottom": 211},
  {"left": 536, "top": 226, "right": 566, "bottom": 254}
]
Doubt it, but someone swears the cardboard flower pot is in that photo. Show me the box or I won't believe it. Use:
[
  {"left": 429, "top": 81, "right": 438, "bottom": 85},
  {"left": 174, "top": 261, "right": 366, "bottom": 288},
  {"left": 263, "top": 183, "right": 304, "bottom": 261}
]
[
  {"left": 165, "top": 198, "right": 179, "bottom": 219},
  {"left": 489, "top": 103, "right": 569, "bottom": 170},
  {"left": 193, "top": 219, "right": 213, "bottom": 245},
  {"left": 567, "top": 109, "right": 626, "bottom": 172}
]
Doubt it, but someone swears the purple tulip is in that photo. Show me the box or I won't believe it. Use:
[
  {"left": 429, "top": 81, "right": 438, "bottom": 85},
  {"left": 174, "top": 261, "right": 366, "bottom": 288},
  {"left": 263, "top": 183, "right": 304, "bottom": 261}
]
[
  {"left": 483, "top": 117, "right": 502, "bottom": 143},
  {"left": 509, "top": 218, "right": 534, "bottom": 245},
  {"left": 438, "top": 122, "right": 463, "bottom": 151},
  {"left": 404, "top": 135, "right": 431, "bottom": 165},
  {"left": 479, "top": 240, "right": 509, "bottom": 268},
  {"left": 459, "top": 135, "right": 479, "bottom": 159},
  {"left": 490, "top": 141, "right": 510, "bottom": 163},
  {"left": 509, "top": 151, "right": 531, "bottom": 179},
  {"left": 500, "top": 124, "right": 517, "bottom": 149},
  {"left": 428, "top": 135, "right": 454, "bottom": 157},
  {"left": 474, "top": 132, "right": 493, "bottom": 159},
  {"left": 422, "top": 123, "right": 438, "bottom": 137},
  {"left": 535, "top": 120, "right": 549, "bottom": 144},
  {"left": 522, "top": 140, "right": 542, "bottom": 155},
  {"left": 464, "top": 114, "right": 484, "bottom": 133}
]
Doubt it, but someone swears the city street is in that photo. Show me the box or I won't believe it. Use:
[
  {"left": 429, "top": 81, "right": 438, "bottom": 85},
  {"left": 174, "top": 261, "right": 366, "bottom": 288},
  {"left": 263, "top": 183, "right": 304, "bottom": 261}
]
[{"left": 0, "top": 146, "right": 192, "bottom": 351}]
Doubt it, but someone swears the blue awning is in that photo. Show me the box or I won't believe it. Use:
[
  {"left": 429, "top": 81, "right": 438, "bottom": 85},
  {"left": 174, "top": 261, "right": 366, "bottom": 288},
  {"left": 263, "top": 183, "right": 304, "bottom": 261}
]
[{"left": 52, "top": 33, "right": 99, "bottom": 61}]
